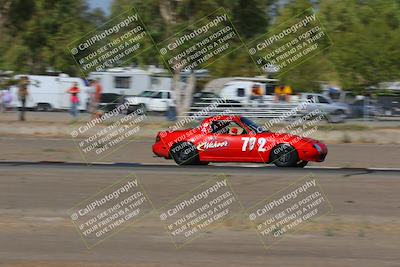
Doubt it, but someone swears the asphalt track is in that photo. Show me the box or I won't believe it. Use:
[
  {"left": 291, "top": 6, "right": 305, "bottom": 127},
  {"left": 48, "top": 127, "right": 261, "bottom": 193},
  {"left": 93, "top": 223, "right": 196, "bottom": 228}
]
[{"left": 1, "top": 160, "right": 400, "bottom": 176}]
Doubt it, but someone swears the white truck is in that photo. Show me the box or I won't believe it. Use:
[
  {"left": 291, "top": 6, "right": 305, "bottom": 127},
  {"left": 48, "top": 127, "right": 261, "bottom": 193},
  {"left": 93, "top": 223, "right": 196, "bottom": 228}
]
[
  {"left": 126, "top": 90, "right": 174, "bottom": 113},
  {"left": 299, "top": 93, "right": 351, "bottom": 123},
  {"left": 10, "top": 74, "right": 90, "bottom": 111}
]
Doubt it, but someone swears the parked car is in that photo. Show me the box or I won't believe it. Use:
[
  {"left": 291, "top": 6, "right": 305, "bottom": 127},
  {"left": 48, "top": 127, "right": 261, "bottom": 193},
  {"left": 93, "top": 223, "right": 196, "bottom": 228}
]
[
  {"left": 147, "top": 90, "right": 175, "bottom": 112},
  {"left": 377, "top": 95, "right": 400, "bottom": 116},
  {"left": 300, "top": 93, "right": 351, "bottom": 123},
  {"left": 350, "top": 99, "right": 383, "bottom": 118},
  {"left": 125, "top": 90, "right": 155, "bottom": 114},
  {"left": 126, "top": 90, "right": 173, "bottom": 113},
  {"left": 192, "top": 91, "right": 219, "bottom": 104},
  {"left": 97, "top": 93, "right": 125, "bottom": 113}
]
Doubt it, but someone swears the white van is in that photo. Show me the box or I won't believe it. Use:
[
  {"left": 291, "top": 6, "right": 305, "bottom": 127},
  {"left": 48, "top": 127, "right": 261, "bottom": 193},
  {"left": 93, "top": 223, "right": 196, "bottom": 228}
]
[{"left": 10, "top": 74, "right": 90, "bottom": 111}]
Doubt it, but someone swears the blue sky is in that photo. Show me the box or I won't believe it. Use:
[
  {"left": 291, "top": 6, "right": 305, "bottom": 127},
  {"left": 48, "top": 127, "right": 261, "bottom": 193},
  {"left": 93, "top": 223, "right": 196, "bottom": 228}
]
[{"left": 87, "top": 0, "right": 112, "bottom": 14}]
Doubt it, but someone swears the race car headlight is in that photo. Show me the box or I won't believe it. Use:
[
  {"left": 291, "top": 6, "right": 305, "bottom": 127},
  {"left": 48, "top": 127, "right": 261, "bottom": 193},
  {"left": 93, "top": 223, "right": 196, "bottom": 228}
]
[{"left": 313, "top": 143, "right": 323, "bottom": 153}]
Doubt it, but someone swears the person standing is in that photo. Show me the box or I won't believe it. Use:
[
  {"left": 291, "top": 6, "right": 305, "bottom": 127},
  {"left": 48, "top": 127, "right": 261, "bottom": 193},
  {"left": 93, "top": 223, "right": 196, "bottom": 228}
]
[
  {"left": 18, "top": 76, "right": 29, "bottom": 121},
  {"left": 2, "top": 88, "right": 13, "bottom": 112},
  {"left": 92, "top": 79, "right": 102, "bottom": 118},
  {"left": 283, "top": 85, "right": 293, "bottom": 102},
  {"left": 166, "top": 93, "right": 176, "bottom": 121},
  {"left": 250, "top": 83, "right": 263, "bottom": 107},
  {"left": 0, "top": 90, "right": 3, "bottom": 112},
  {"left": 67, "top": 82, "right": 80, "bottom": 120}
]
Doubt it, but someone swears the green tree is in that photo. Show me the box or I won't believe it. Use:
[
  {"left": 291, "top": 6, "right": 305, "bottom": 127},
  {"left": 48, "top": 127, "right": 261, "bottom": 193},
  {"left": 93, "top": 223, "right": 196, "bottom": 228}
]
[
  {"left": 0, "top": 0, "right": 97, "bottom": 75},
  {"left": 320, "top": 0, "right": 400, "bottom": 91},
  {"left": 232, "top": 0, "right": 270, "bottom": 39},
  {"left": 271, "top": 0, "right": 334, "bottom": 90}
]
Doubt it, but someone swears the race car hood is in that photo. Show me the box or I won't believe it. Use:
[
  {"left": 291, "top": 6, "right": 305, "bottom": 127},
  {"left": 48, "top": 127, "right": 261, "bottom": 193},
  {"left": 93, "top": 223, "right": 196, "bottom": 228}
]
[{"left": 258, "top": 132, "right": 320, "bottom": 145}]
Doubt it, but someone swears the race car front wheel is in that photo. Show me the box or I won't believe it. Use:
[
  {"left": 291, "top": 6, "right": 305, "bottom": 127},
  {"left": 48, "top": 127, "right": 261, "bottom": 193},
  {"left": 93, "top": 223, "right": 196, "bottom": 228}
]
[
  {"left": 170, "top": 142, "right": 199, "bottom": 165},
  {"left": 271, "top": 144, "right": 298, "bottom": 167},
  {"left": 295, "top": 160, "right": 308, "bottom": 168}
]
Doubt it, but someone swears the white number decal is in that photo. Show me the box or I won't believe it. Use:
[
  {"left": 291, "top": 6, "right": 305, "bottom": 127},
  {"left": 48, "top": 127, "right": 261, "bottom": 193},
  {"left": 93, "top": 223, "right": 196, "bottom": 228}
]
[
  {"left": 241, "top": 137, "right": 267, "bottom": 152},
  {"left": 258, "top": 138, "right": 267, "bottom": 152},
  {"left": 241, "top": 137, "right": 249, "bottom": 151},
  {"left": 248, "top": 137, "right": 256, "bottom": 151}
]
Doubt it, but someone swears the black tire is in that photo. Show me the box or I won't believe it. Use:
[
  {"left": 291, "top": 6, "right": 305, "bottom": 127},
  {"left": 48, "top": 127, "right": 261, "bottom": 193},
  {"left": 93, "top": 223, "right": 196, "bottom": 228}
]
[
  {"left": 329, "top": 109, "right": 346, "bottom": 123},
  {"left": 44, "top": 103, "right": 52, "bottom": 112},
  {"left": 295, "top": 160, "right": 308, "bottom": 168},
  {"left": 170, "top": 142, "right": 199, "bottom": 165},
  {"left": 138, "top": 104, "right": 147, "bottom": 114},
  {"left": 126, "top": 106, "right": 135, "bottom": 115},
  {"left": 36, "top": 103, "right": 52, "bottom": 112},
  {"left": 271, "top": 144, "right": 298, "bottom": 167}
]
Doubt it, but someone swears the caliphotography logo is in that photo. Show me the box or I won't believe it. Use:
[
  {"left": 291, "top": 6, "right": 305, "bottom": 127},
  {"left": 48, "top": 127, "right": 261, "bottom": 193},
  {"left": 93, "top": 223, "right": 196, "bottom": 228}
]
[
  {"left": 247, "top": 175, "right": 333, "bottom": 250},
  {"left": 68, "top": 7, "right": 154, "bottom": 76},
  {"left": 157, "top": 176, "right": 244, "bottom": 249},
  {"left": 68, "top": 174, "right": 155, "bottom": 248},
  {"left": 247, "top": 8, "right": 333, "bottom": 76}
]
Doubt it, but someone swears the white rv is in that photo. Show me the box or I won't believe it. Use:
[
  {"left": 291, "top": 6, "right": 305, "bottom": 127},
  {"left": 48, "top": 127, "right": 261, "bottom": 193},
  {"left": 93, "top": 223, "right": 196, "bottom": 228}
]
[
  {"left": 88, "top": 67, "right": 175, "bottom": 97},
  {"left": 10, "top": 74, "right": 90, "bottom": 111}
]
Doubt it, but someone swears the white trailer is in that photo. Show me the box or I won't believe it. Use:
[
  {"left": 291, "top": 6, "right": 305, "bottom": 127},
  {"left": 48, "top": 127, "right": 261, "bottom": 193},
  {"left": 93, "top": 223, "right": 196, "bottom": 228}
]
[
  {"left": 88, "top": 67, "right": 175, "bottom": 97},
  {"left": 218, "top": 77, "right": 278, "bottom": 104},
  {"left": 10, "top": 74, "right": 90, "bottom": 111}
]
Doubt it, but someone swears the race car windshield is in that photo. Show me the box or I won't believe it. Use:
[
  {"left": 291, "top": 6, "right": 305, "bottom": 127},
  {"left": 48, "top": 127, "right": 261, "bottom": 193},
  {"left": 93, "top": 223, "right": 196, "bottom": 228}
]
[
  {"left": 240, "top": 117, "right": 268, "bottom": 133},
  {"left": 138, "top": 91, "right": 154, "bottom": 97}
]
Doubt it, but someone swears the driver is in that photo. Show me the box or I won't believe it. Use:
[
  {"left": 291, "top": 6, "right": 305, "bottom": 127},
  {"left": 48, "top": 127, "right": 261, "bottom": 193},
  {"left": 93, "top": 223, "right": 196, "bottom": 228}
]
[{"left": 229, "top": 126, "right": 243, "bottom": 135}]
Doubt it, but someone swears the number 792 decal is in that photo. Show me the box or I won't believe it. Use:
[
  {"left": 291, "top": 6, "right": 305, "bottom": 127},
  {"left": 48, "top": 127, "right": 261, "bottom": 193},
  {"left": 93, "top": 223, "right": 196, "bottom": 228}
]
[{"left": 241, "top": 137, "right": 267, "bottom": 152}]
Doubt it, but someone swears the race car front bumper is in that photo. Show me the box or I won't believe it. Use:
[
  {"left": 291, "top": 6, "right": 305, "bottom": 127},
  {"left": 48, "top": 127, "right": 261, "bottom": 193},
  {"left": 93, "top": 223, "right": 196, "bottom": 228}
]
[
  {"left": 152, "top": 141, "right": 170, "bottom": 158},
  {"left": 312, "top": 143, "right": 328, "bottom": 162},
  {"left": 298, "top": 142, "right": 328, "bottom": 162}
]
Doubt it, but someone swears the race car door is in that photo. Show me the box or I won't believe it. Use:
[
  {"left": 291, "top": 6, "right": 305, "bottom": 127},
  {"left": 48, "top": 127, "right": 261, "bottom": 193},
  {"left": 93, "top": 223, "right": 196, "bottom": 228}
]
[{"left": 200, "top": 120, "right": 256, "bottom": 161}]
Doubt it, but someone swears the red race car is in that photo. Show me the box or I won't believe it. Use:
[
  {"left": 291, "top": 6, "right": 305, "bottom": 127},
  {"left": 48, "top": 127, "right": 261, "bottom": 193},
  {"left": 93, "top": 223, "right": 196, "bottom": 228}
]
[{"left": 152, "top": 115, "right": 327, "bottom": 167}]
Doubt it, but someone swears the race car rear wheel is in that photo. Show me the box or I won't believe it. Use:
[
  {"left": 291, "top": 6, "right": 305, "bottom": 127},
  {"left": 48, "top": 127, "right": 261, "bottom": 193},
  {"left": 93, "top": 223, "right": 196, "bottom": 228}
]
[
  {"left": 271, "top": 144, "right": 298, "bottom": 167},
  {"left": 170, "top": 142, "right": 199, "bottom": 165}
]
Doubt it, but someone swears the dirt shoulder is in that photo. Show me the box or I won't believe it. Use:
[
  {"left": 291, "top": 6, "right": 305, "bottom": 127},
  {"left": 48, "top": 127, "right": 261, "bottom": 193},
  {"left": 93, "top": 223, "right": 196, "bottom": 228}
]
[{"left": 1, "top": 111, "right": 400, "bottom": 168}]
